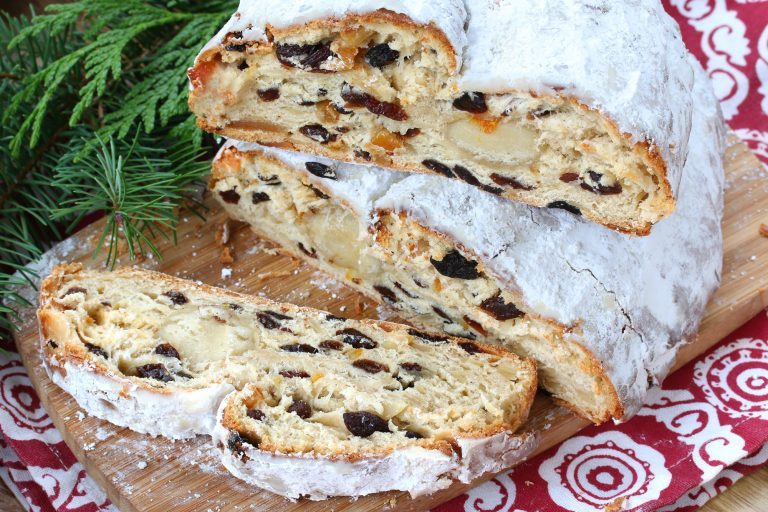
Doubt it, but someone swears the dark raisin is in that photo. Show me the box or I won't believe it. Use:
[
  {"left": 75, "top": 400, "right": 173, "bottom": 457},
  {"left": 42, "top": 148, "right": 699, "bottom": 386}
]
[
  {"left": 452, "top": 165, "right": 482, "bottom": 187},
  {"left": 400, "top": 362, "right": 422, "bottom": 372},
  {"left": 155, "top": 343, "right": 181, "bottom": 359},
  {"left": 453, "top": 92, "right": 488, "bottom": 114},
  {"left": 279, "top": 370, "right": 310, "bottom": 379},
  {"left": 299, "top": 100, "right": 318, "bottom": 106},
  {"left": 298, "top": 242, "right": 317, "bottom": 258},
  {"left": 480, "top": 294, "right": 524, "bottom": 321},
  {"left": 463, "top": 316, "right": 488, "bottom": 337},
  {"left": 225, "top": 43, "right": 247, "bottom": 52},
  {"left": 319, "top": 339, "right": 344, "bottom": 351},
  {"left": 560, "top": 173, "right": 580, "bottom": 183},
  {"left": 333, "top": 103, "right": 353, "bottom": 115},
  {"left": 352, "top": 359, "right": 389, "bottom": 374},
  {"left": 403, "top": 128, "right": 421, "bottom": 138},
  {"left": 373, "top": 285, "right": 398, "bottom": 304},
  {"left": 307, "top": 184, "right": 329, "bottom": 199},
  {"left": 280, "top": 343, "right": 318, "bottom": 354},
  {"left": 422, "top": 159, "right": 455, "bottom": 178},
  {"left": 405, "top": 430, "right": 424, "bottom": 439},
  {"left": 84, "top": 342, "right": 107, "bottom": 358},
  {"left": 413, "top": 278, "right": 428, "bottom": 289},
  {"left": 250, "top": 191, "right": 270, "bottom": 204},
  {"left": 337, "top": 328, "right": 377, "bottom": 349},
  {"left": 275, "top": 42, "right": 334, "bottom": 71},
  {"left": 459, "top": 341, "right": 483, "bottom": 354},
  {"left": 354, "top": 149, "right": 372, "bottom": 161},
  {"left": 227, "top": 303, "right": 243, "bottom": 312},
  {"left": 490, "top": 173, "right": 534, "bottom": 190},
  {"left": 100, "top": 301, "right": 112, "bottom": 307},
  {"left": 176, "top": 371, "right": 194, "bottom": 379},
  {"left": 257, "top": 312, "right": 281, "bottom": 330},
  {"left": 237, "top": 60, "right": 249, "bottom": 71},
  {"left": 287, "top": 399, "right": 312, "bottom": 419},
  {"left": 231, "top": 31, "right": 243, "bottom": 39},
  {"left": 163, "top": 290, "right": 188, "bottom": 305},
  {"left": 341, "top": 83, "right": 408, "bottom": 121},
  {"left": 547, "top": 201, "right": 582, "bottom": 216},
  {"left": 61, "top": 286, "right": 87, "bottom": 298},
  {"left": 407, "top": 328, "right": 448, "bottom": 344},
  {"left": 264, "top": 310, "right": 292, "bottom": 321},
  {"left": 481, "top": 184, "right": 504, "bottom": 195},
  {"left": 318, "top": 88, "right": 328, "bottom": 96},
  {"left": 527, "top": 107, "right": 557, "bottom": 120},
  {"left": 219, "top": 189, "right": 241, "bottom": 204},
  {"left": 432, "top": 306, "right": 454, "bottom": 324},
  {"left": 257, "top": 88, "right": 280, "bottom": 102},
  {"left": 46, "top": 340, "right": 58, "bottom": 349},
  {"left": 247, "top": 409, "right": 265, "bottom": 421},
  {"left": 365, "top": 43, "right": 400, "bottom": 68},
  {"left": 299, "top": 124, "right": 333, "bottom": 144},
  {"left": 580, "top": 171, "right": 622, "bottom": 195},
  {"left": 136, "top": 363, "right": 174, "bottom": 382},
  {"left": 393, "top": 282, "right": 417, "bottom": 299},
  {"left": 343, "top": 411, "right": 389, "bottom": 437},
  {"left": 325, "top": 313, "right": 346, "bottom": 322},
  {"left": 305, "top": 162, "right": 337, "bottom": 180},
  {"left": 228, "top": 431, "right": 259, "bottom": 456},
  {"left": 430, "top": 250, "right": 480, "bottom": 279}
]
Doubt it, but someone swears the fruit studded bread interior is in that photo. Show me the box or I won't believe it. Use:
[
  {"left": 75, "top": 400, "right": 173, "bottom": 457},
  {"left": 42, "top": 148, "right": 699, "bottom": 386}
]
[
  {"left": 38, "top": 264, "right": 536, "bottom": 455},
  {"left": 210, "top": 65, "right": 724, "bottom": 424},
  {"left": 189, "top": 0, "right": 695, "bottom": 235}
]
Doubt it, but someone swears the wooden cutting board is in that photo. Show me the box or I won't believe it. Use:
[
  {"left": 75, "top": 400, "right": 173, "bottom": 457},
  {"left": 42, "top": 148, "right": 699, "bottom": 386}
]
[{"left": 12, "top": 135, "right": 768, "bottom": 512}]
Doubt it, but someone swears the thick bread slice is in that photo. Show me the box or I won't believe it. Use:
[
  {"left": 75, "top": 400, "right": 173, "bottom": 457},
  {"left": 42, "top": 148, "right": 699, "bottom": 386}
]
[
  {"left": 189, "top": 0, "right": 694, "bottom": 235},
  {"left": 38, "top": 264, "right": 537, "bottom": 498},
  {"left": 209, "top": 59, "right": 725, "bottom": 423}
]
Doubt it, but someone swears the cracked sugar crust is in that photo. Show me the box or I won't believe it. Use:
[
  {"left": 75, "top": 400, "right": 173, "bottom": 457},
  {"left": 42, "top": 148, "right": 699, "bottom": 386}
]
[
  {"left": 191, "top": 0, "right": 693, "bottom": 235},
  {"left": 214, "top": 58, "right": 724, "bottom": 420},
  {"left": 37, "top": 264, "right": 537, "bottom": 498}
]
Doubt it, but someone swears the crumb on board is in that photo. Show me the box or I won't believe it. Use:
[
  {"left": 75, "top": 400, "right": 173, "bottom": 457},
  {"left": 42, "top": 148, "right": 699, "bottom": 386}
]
[
  {"left": 220, "top": 246, "right": 234, "bottom": 264},
  {"left": 760, "top": 223, "right": 768, "bottom": 238}
]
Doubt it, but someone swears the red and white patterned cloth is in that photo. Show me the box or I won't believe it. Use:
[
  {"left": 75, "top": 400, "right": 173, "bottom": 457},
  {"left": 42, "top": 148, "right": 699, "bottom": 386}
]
[{"left": 1, "top": 1, "right": 767, "bottom": 511}]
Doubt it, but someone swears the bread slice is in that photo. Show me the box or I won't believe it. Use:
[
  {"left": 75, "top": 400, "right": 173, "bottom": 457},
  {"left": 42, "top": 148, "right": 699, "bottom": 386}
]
[
  {"left": 188, "top": 0, "right": 694, "bottom": 235},
  {"left": 38, "top": 263, "right": 537, "bottom": 498},
  {"left": 209, "top": 59, "right": 725, "bottom": 424}
]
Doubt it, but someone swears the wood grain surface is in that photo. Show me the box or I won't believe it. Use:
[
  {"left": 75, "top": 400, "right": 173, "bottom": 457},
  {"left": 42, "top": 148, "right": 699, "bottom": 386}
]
[{"left": 10, "top": 134, "right": 768, "bottom": 511}]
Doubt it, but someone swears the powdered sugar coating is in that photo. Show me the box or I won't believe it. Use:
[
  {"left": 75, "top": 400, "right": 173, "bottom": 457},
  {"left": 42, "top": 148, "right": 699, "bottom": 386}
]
[{"left": 222, "top": 60, "right": 725, "bottom": 419}]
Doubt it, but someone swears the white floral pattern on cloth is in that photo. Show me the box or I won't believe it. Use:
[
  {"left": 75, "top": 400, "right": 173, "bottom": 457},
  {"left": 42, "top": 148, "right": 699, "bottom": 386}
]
[{"left": 436, "top": 312, "right": 768, "bottom": 512}]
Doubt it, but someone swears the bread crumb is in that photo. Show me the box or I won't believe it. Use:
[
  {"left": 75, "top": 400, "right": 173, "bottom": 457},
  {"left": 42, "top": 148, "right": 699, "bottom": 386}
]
[
  {"left": 221, "top": 268, "right": 232, "bottom": 279},
  {"left": 215, "top": 221, "right": 231, "bottom": 245},
  {"left": 137, "top": 461, "right": 148, "bottom": 470},
  {"left": 220, "top": 246, "right": 234, "bottom": 264},
  {"left": 760, "top": 223, "right": 768, "bottom": 238}
]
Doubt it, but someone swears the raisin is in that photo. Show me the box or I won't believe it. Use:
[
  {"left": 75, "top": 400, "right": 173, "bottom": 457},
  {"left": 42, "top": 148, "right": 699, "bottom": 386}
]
[
  {"left": 432, "top": 306, "right": 454, "bottom": 324},
  {"left": 155, "top": 343, "right": 180, "bottom": 359},
  {"left": 459, "top": 341, "right": 483, "bottom": 354},
  {"left": 298, "top": 242, "right": 317, "bottom": 258},
  {"left": 264, "top": 310, "right": 292, "bottom": 321},
  {"left": 61, "top": 286, "right": 87, "bottom": 298},
  {"left": 490, "top": 173, "right": 534, "bottom": 190},
  {"left": 480, "top": 294, "right": 524, "bottom": 321},
  {"left": 279, "top": 370, "right": 310, "bottom": 379},
  {"left": 237, "top": 60, "right": 249, "bottom": 71},
  {"left": 333, "top": 103, "right": 353, "bottom": 115},
  {"left": 430, "top": 250, "right": 480, "bottom": 280},
  {"left": 354, "top": 149, "right": 372, "bottom": 161},
  {"left": 247, "top": 409, "right": 265, "bottom": 421},
  {"left": 453, "top": 92, "right": 488, "bottom": 114},
  {"left": 100, "top": 301, "right": 112, "bottom": 307},
  {"left": 84, "top": 342, "right": 107, "bottom": 358},
  {"left": 319, "top": 339, "right": 344, "bottom": 351},
  {"left": 136, "top": 363, "right": 174, "bottom": 382},
  {"left": 560, "top": 172, "right": 580, "bottom": 183},
  {"left": 176, "top": 371, "right": 194, "bottom": 379},
  {"left": 482, "top": 185, "right": 504, "bottom": 195},
  {"left": 580, "top": 170, "right": 622, "bottom": 195},
  {"left": 280, "top": 343, "right": 318, "bottom": 354},
  {"left": 422, "top": 159, "right": 455, "bottom": 178},
  {"left": 400, "top": 362, "right": 422, "bottom": 372},
  {"left": 318, "top": 88, "right": 328, "bottom": 96},
  {"left": 305, "top": 162, "right": 337, "bottom": 180},
  {"left": 547, "top": 201, "right": 582, "bottom": 216},
  {"left": 163, "top": 290, "right": 188, "bottom": 305},
  {"left": 373, "top": 285, "right": 398, "bottom": 304},
  {"left": 299, "top": 100, "right": 317, "bottom": 106},
  {"left": 299, "top": 124, "right": 334, "bottom": 144},
  {"left": 341, "top": 83, "right": 408, "bottom": 121},
  {"left": 225, "top": 43, "right": 247, "bottom": 52},
  {"left": 325, "top": 313, "right": 346, "bottom": 322},
  {"left": 527, "top": 107, "right": 557, "bottom": 120},
  {"left": 231, "top": 31, "right": 243, "bottom": 39},
  {"left": 46, "top": 340, "right": 58, "bottom": 349},
  {"left": 287, "top": 399, "right": 312, "bottom": 419},
  {"left": 257, "top": 87, "right": 280, "bottom": 101},
  {"left": 463, "top": 316, "right": 489, "bottom": 337},
  {"left": 407, "top": 328, "right": 448, "bottom": 344},
  {"left": 257, "top": 312, "right": 281, "bottom": 330},
  {"left": 405, "top": 430, "right": 424, "bottom": 439},
  {"left": 393, "top": 282, "right": 417, "bottom": 299},
  {"left": 275, "top": 42, "right": 334, "bottom": 71},
  {"left": 352, "top": 359, "right": 389, "bottom": 374},
  {"left": 307, "top": 184, "right": 329, "bottom": 199},
  {"left": 365, "top": 43, "right": 400, "bottom": 68},
  {"left": 228, "top": 303, "right": 243, "bottom": 312},
  {"left": 228, "top": 431, "right": 259, "bottom": 455},
  {"left": 219, "top": 189, "right": 241, "bottom": 204},
  {"left": 452, "top": 165, "right": 482, "bottom": 187},
  {"left": 343, "top": 411, "right": 389, "bottom": 437},
  {"left": 337, "top": 328, "right": 377, "bottom": 349},
  {"left": 251, "top": 192, "right": 270, "bottom": 204},
  {"left": 403, "top": 128, "right": 421, "bottom": 138}
]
